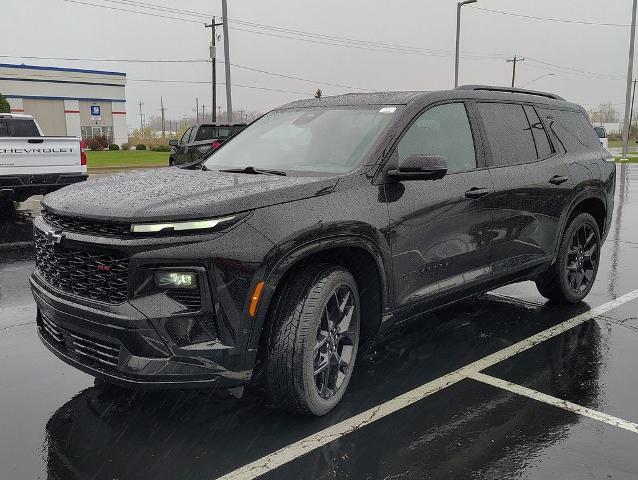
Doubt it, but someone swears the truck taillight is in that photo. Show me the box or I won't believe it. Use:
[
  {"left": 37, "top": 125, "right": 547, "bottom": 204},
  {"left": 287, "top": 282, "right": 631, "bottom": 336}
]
[
  {"left": 80, "top": 141, "right": 87, "bottom": 166},
  {"left": 212, "top": 140, "right": 222, "bottom": 150}
]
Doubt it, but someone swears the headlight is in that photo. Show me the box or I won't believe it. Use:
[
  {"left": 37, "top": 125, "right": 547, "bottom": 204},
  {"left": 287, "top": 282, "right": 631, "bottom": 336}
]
[
  {"left": 131, "top": 215, "right": 237, "bottom": 234},
  {"left": 155, "top": 271, "right": 198, "bottom": 290}
]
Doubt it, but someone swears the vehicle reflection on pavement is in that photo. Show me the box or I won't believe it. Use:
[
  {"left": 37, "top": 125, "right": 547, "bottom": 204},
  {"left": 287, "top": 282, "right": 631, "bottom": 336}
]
[{"left": 43, "top": 296, "right": 601, "bottom": 480}]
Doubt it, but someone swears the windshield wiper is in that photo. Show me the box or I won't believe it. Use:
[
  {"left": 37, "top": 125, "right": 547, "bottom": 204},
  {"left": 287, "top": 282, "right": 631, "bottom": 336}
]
[{"left": 219, "top": 166, "right": 287, "bottom": 176}]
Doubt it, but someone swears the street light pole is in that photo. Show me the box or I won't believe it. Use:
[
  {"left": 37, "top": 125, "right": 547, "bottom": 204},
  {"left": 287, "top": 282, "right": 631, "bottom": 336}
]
[
  {"left": 622, "top": 0, "right": 638, "bottom": 159},
  {"left": 520, "top": 73, "right": 555, "bottom": 89},
  {"left": 455, "top": 0, "right": 477, "bottom": 88}
]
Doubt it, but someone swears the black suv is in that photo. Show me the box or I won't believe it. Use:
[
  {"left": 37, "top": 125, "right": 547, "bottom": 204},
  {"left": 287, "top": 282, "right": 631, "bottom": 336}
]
[
  {"left": 168, "top": 123, "right": 246, "bottom": 166},
  {"left": 31, "top": 86, "right": 615, "bottom": 416}
]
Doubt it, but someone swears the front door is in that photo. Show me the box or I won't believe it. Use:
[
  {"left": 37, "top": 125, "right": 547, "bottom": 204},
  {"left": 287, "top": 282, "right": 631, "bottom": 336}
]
[
  {"left": 175, "top": 127, "right": 193, "bottom": 164},
  {"left": 385, "top": 102, "right": 495, "bottom": 315}
]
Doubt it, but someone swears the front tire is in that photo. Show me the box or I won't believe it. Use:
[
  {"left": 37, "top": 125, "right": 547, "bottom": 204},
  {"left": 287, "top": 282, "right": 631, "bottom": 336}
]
[
  {"left": 536, "top": 212, "right": 601, "bottom": 303},
  {"left": 266, "top": 264, "right": 360, "bottom": 416}
]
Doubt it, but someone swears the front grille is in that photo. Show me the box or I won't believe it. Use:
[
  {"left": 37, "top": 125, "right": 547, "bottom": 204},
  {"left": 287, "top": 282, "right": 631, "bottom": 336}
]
[
  {"left": 42, "top": 209, "right": 131, "bottom": 237},
  {"left": 34, "top": 229, "right": 129, "bottom": 304},
  {"left": 39, "top": 314, "right": 121, "bottom": 373},
  {"left": 166, "top": 289, "right": 202, "bottom": 312},
  {"left": 68, "top": 332, "right": 120, "bottom": 368}
]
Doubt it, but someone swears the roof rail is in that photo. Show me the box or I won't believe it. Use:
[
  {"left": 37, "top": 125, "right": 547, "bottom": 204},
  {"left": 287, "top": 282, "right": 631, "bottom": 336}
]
[{"left": 456, "top": 85, "right": 565, "bottom": 101}]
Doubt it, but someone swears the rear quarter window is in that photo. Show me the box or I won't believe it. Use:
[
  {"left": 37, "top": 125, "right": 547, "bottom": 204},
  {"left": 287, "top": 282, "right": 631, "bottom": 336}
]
[
  {"left": 538, "top": 109, "right": 601, "bottom": 150},
  {"left": 6, "top": 119, "right": 40, "bottom": 137}
]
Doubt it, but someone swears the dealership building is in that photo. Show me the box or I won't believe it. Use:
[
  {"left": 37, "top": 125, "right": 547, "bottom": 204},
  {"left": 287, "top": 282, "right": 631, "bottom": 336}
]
[{"left": 0, "top": 63, "right": 128, "bottom": 145}]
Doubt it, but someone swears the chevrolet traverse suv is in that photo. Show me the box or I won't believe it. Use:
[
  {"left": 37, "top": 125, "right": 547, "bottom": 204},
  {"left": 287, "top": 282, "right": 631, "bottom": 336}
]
[{"left": 31, "top": 86, "right": 615, "bottom": 416}]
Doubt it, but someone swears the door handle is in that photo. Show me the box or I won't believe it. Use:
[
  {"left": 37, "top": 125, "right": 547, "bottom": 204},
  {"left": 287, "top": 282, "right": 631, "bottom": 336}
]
[
  {"left": 465, "top": 187, "right": 489, "bottom": 199},
  {"left": 548, "top": 175, "right": 568, "bottom": 185},
  {"left": 28, "top": 138, "right": 44, "bottom": 144}
]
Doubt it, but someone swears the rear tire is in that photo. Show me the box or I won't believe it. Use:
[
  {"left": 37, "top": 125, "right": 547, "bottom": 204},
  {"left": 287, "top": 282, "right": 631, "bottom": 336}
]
[
  {"left": 265, "top": 264, "right": 360, "bottom": 416},
  {"left": 169, "top": 157, "right": 175, "bottom": 166},
  {"left": 536, "top": 212, "right": 601, "bottom": 303}
]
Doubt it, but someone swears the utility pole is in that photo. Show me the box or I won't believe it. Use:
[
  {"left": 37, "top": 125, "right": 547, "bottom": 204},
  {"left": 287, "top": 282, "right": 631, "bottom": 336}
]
[
  {"left": 622, "top": 0, "right": 638, "bottom": 159},
  {"left": 629, "top": 79, "right": 638, "bottom": 134},
  {"left": 196, "top": 97, "right": 200, "bottom": 124},
  {"left": 202, "top": 104, "right": 207, "bottom": 122},
  {"left": 506, "top": 56, "right": 525, "bottom": 88},
  {"left": 222, "top": 0, "right": 233, "bottom": 122},
  {"left": 206, "top": 16, "right": 224, "bottom": 123},
  {"left": 138, "top": 101, "right": 144, "bottom": 130},
  {"left": 454, "top": 0, "right": 478, "bottom": 88},
  {"left": 217, "top": 105, "right": 222, "bottom": 121},
  {"left": 160, "top": 96, "right": 166, "bottom": 139}
]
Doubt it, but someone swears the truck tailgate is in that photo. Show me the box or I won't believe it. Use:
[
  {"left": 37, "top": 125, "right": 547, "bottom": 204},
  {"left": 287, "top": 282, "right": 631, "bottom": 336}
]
[{"left": 0, "top": 137, "right": 84, "bottom": 175}]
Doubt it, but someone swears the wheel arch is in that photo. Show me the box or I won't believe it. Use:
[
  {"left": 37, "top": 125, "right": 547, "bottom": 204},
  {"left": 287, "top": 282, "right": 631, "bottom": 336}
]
[
  {"left": 554, "top": 190, "right": 607, "bottom": 259},
  {"left": 249, "top": 236, "right": 390, "bottom": 354}
]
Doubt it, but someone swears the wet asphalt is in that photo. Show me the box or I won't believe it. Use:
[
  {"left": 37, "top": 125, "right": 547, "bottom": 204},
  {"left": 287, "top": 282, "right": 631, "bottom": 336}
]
[{"left": 1, "top": 165, "right": 638, "bottom": 479}]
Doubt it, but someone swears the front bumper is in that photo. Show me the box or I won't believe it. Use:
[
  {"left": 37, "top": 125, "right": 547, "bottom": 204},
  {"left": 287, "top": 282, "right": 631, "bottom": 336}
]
[{"left": 31, "top": 271, "right": 256, "bottom": 390}]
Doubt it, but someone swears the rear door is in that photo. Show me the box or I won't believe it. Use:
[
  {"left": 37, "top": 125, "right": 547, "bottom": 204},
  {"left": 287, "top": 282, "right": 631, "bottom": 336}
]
[
  {"left": 476, "top": 102, "right": 572, "bottom": 274},
  {"left": 191, "top": 125, "right": 217, "bottom": 161},
  {"left": 386, "top": 102, "right": 496, "bottom": 314}
]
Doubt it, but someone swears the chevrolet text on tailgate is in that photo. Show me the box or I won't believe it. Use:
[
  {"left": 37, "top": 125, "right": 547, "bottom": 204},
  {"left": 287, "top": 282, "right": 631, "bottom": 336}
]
[
  {"left": 0, "top": 114, "right": 87, "bottom": 202},
  {"left": 31, "top": 86, "right": 615, "bottom": 416}
]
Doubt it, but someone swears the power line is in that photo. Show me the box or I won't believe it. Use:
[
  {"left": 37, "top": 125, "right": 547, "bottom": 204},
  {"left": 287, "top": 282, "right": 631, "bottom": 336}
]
[
  {"left": 0, "top": 54, "right": 373, "bottom": 90},
  {"left": 470, "top": 6, "right": 631, "bottom": 27},
  {"left": 60, "top": 0, "right": 505, "bottom": 59}
]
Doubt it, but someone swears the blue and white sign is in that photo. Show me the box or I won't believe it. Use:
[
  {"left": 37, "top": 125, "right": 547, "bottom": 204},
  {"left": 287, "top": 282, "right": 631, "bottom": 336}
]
[{"left": 90, "top": 105, "right": 101, "bottom": 120}]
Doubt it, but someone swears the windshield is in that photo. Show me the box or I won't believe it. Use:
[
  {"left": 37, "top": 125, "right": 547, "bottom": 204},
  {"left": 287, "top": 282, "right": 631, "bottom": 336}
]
[{"left": 203, "top": 106, "right": 398, "bottom": 173}]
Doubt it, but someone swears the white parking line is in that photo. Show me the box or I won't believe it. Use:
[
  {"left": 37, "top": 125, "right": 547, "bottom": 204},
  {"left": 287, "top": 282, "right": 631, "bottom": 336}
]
[
  {"left": 218, "top": 289, "right": 638, "bottom": 480},
  {"left": 468, "top": 372, "right": 638, "bottom": 434}
]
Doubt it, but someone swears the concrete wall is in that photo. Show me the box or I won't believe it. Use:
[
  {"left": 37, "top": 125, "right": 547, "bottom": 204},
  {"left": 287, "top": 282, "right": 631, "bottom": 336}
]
[
  {"left": 22, "top": 99, "right": 67, "bottom": 136},
  {"left": 64, "top": 99, "right": 81, "bottom": 138}
]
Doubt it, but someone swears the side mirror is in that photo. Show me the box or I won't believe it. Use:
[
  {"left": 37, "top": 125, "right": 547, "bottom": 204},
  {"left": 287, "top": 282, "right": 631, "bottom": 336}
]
[
  {"left": 168, "top": 139, "right": 178, "bottom": 147},
  {"left": 388, "top": 155, "right": 448, "bottom": 181}
]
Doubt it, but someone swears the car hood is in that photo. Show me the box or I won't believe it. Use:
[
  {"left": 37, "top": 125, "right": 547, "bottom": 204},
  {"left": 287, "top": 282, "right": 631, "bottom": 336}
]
[{"left": 42, "top": 168, "right": 339, "bottom": 222}]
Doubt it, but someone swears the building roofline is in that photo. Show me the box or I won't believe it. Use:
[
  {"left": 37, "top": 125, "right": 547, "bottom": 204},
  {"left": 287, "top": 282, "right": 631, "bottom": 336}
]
[{"left": 0, "top": 63, "right": 126, "bottom": 77}]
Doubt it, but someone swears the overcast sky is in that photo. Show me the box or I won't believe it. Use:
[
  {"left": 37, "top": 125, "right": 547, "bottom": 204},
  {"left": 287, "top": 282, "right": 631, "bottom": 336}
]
[{"left": 4, "top": 0, "right": 636, "bottom": 128}]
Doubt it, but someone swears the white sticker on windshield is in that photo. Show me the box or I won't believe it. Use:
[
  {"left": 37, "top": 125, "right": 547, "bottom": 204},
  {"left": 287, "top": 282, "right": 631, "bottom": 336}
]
[{"left": 379, "top": 107, "right": 396, "bottom": 113}]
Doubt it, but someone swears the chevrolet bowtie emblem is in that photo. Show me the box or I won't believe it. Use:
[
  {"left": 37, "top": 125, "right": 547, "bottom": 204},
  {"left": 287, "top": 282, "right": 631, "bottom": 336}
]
[{"left": 44, "top": 230, "right": 64, "bottom": 244}]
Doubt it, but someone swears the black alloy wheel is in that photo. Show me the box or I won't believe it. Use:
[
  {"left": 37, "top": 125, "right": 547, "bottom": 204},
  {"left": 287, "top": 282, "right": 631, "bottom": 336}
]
[
  {"left": 266, "top": 264, "right": 361, "bottom": 416},
  {"left": 536, "top": 212, "right": 601, "bottom": 303},
  {"left": 566, "top": 223, "right": 598, "bottom": 295},
  {"left": 313, "top": 285, "right": 358, "bottom": 400}
]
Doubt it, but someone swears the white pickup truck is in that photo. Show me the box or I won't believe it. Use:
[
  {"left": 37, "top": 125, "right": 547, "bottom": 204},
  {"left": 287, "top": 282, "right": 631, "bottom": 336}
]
[{"left": 0, "top": 114, "right": 87, "bottom": 203}]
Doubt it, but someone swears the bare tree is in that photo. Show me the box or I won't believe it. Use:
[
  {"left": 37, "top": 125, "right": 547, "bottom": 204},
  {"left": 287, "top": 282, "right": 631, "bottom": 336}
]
[{"left": 589, "top": 103, "right": 620, "bottom": 124}]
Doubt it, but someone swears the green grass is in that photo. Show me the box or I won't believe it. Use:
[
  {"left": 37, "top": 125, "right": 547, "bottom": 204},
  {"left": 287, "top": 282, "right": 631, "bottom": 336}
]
[
  {"left": 86, "top": 150, "right": 169, "bottom": 169},
  {"left": 614, "top": 155, "right": 638, "bottom": 162}
]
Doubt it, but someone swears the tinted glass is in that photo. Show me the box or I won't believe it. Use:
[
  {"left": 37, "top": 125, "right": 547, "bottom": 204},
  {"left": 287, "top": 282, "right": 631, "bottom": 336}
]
[
  {"left": 7, "top": 119, "right": 40, "bottom": 137},
  {"left": 195, "top": 126, "right": 216, "bottom": 141},
  {"left": 203, "top": 107, "right": 396, "bottom": 173},
  {"left": 180, "top": 127, "right": 192, "bottom": 144},
  {"left": 594, "top": 126, "right": 606, "bottom": 138},
  {"left": 0, "top": 120, "right": 7, "bottom": 137},
  {"left": 478, "top": 103, "right": 537, "bottom": 166},
  {"left": 397, "top": 103, "right": 476, "bottom": 173},
  {"left": 540, "top": 109, "right": 602, "bottom": 150},
  {"left": 523, "top": 105, "right": 553, "bottom": 159}
]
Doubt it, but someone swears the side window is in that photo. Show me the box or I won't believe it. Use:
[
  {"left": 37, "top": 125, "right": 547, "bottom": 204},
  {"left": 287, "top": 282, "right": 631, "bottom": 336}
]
[
  {"left": 545, "top": 109, "right": 602, "bottom": 149},
  {"left": 523, "top": 105, "right": 554, "bottom": 159},
  {"left": 477, "top": 103, "right": 537, "bottom": 166},
  {"left": 180, "top": 127, "right": 192, "bottom": 145},
  {"left": 397, "top": 103, "right": 476, "bottom": 173},
  {"left": 195, "top": 126, "right": 215, "bottom": 141},
  {"left": 0, "top": 120, "right": 7, "bottom": 137}
]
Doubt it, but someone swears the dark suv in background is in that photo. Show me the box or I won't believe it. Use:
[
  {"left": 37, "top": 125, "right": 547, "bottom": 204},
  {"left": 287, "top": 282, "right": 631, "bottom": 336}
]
[
  {"left": 32, "top": 86, "right": 614, "bottom": 416},
  {"left": 168, "top": 123, "right": 246, "bottom": 166}
]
